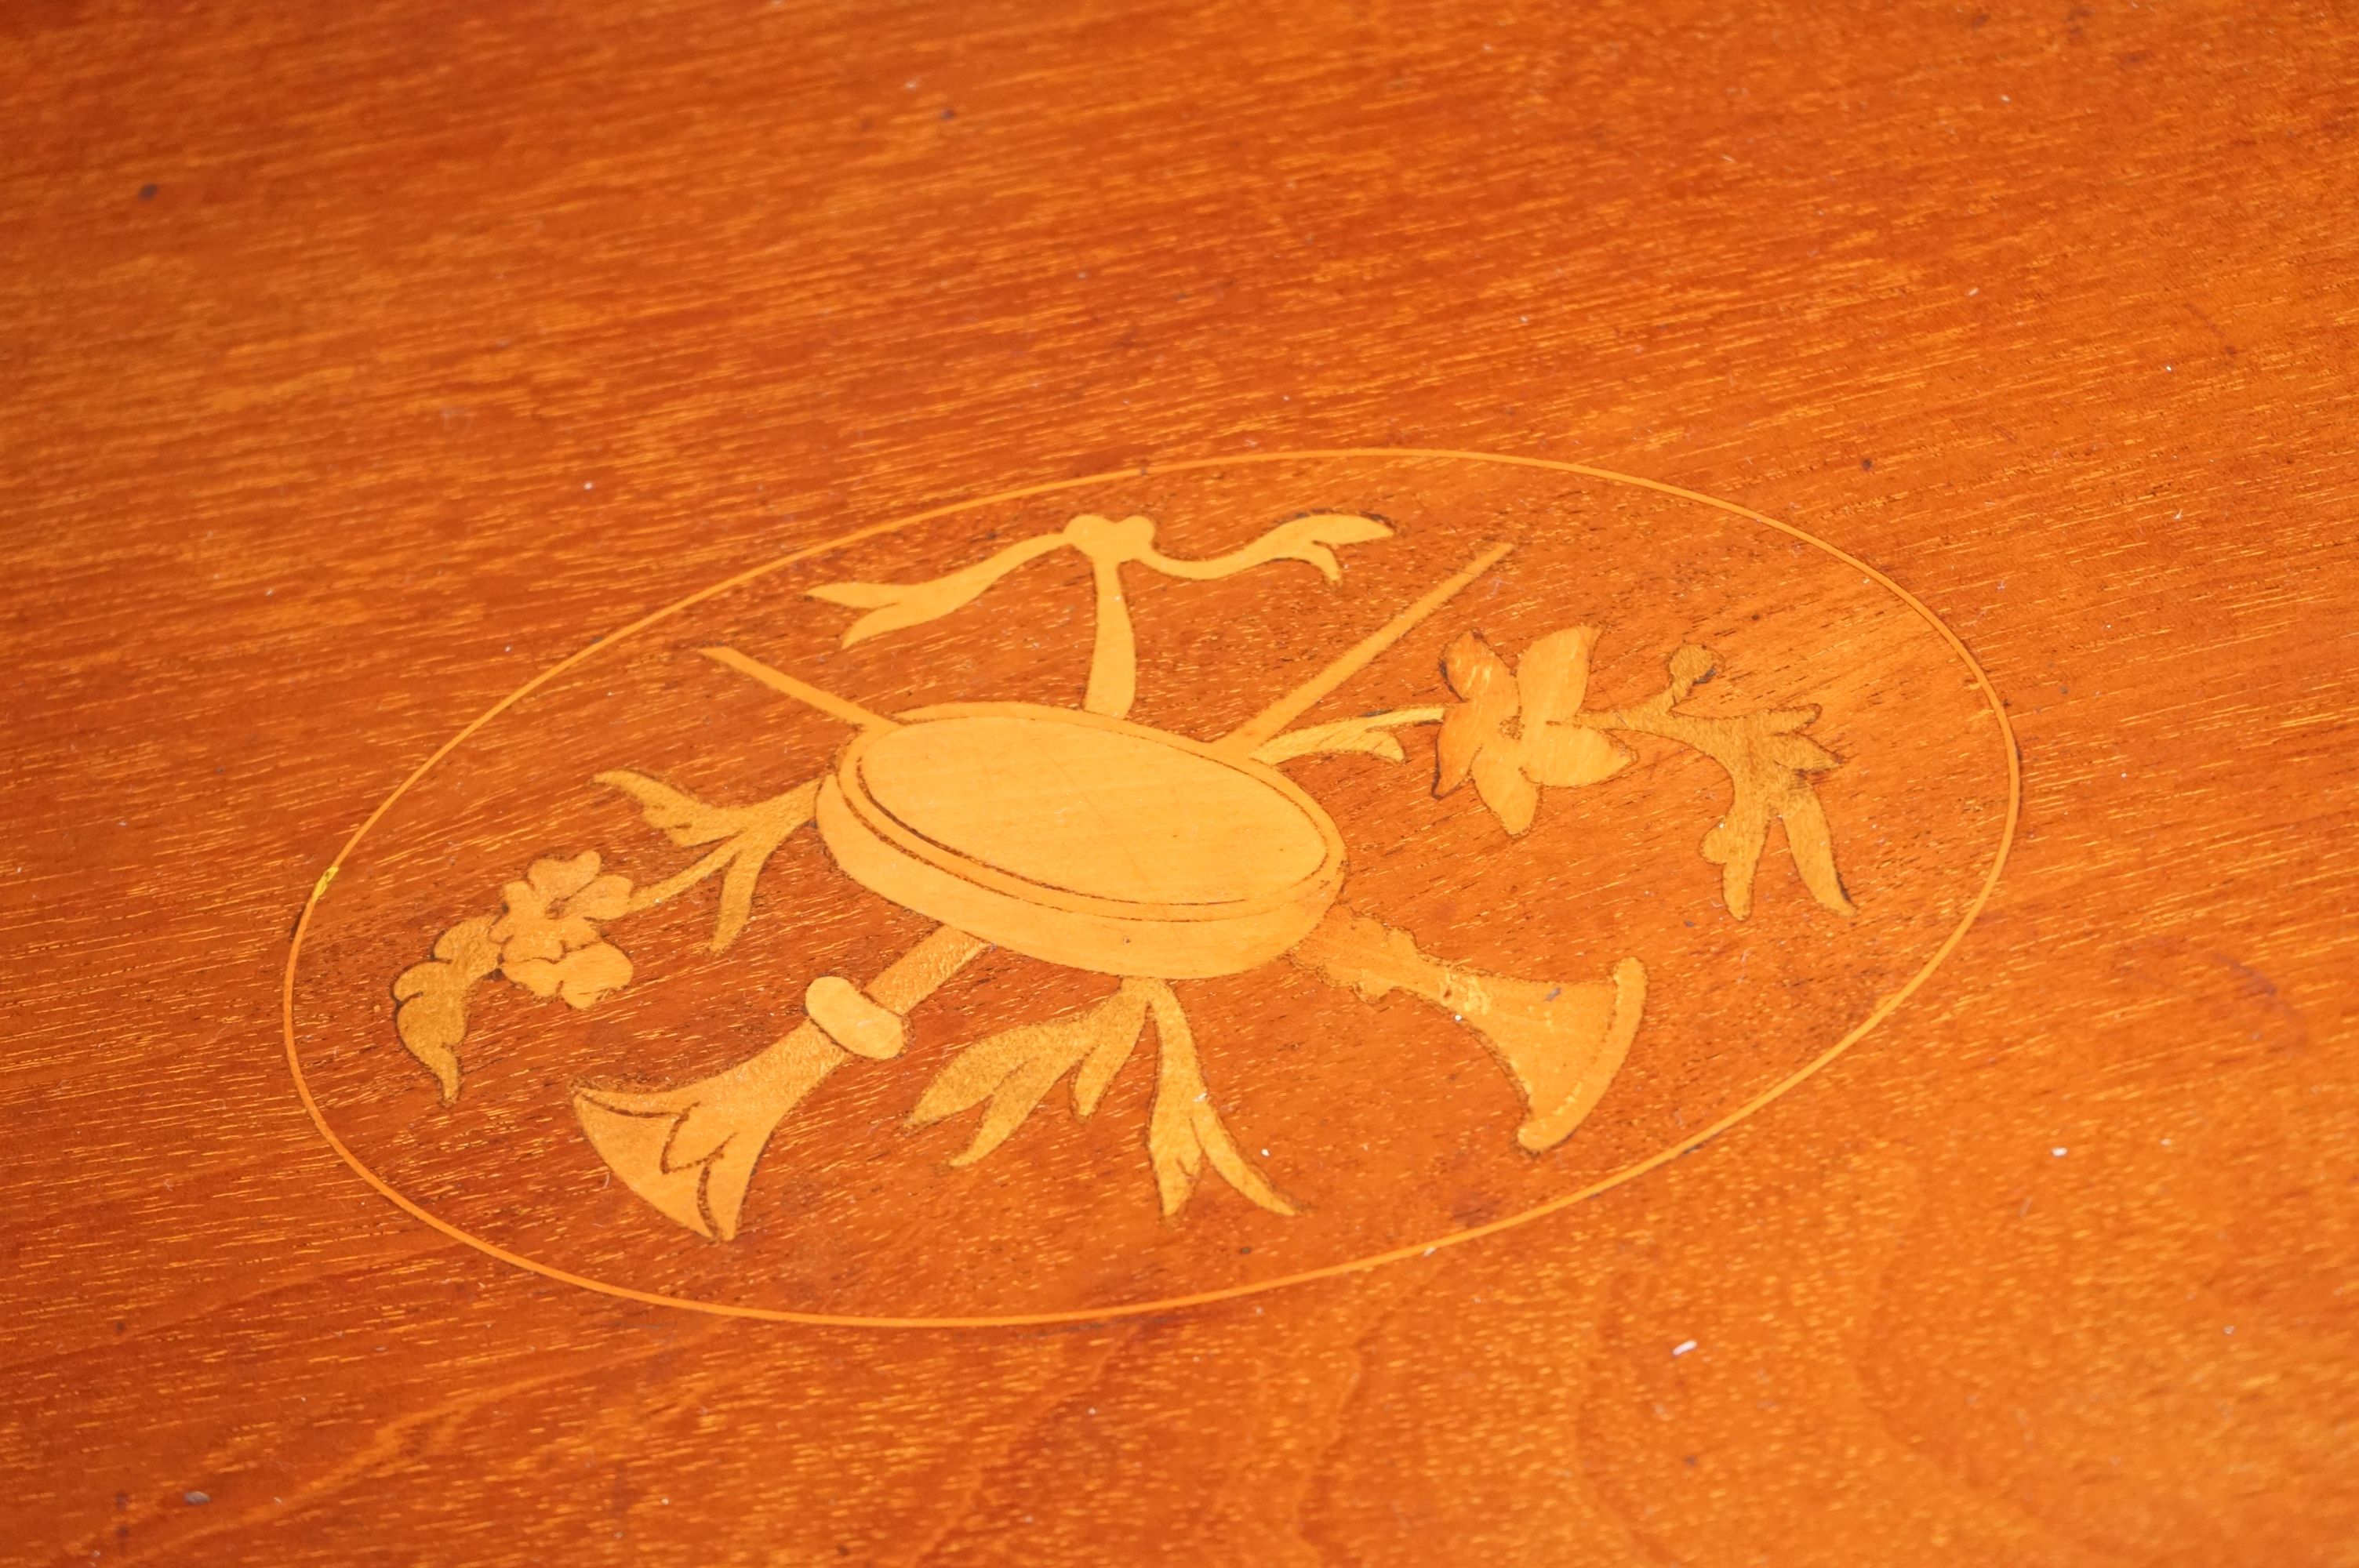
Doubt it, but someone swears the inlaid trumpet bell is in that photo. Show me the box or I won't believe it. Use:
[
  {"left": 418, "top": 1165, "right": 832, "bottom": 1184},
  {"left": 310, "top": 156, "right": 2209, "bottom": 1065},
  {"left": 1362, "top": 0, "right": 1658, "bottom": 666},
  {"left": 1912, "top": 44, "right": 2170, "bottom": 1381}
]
[
  {"left": 1458, "top": 960, "right": 1648, "bottom": 1150},
  {"left": 1289, "top": 909, "right": 1647, "bottom": 1152},
  {"left": 574, "top": 1016, "right": 865, "bottom": 1242},
  {"left": 575, "top": 930, "right": 991, "bottom": 1240}
]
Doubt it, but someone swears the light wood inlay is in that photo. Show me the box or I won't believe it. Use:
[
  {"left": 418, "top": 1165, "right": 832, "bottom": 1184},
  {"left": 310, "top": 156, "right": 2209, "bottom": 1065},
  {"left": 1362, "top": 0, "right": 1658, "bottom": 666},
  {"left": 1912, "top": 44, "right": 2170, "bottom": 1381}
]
[
  {"left": 294, "top": 455, "right": 2008, "bottom": 1324},
  {"left": 10, "top": 4, "right": 2350, "bottom": 1559}
]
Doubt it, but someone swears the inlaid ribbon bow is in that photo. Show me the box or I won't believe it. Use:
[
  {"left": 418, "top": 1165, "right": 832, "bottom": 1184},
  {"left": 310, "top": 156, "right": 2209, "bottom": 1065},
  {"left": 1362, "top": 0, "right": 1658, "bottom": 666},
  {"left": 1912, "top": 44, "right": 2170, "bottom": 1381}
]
[{"left": 810, "top": 511, "right": 1393, "bottom": 717}]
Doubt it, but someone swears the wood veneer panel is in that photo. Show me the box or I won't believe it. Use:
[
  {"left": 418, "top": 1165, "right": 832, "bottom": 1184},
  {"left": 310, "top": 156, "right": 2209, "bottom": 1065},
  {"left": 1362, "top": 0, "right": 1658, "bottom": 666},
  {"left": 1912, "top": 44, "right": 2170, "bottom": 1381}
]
[{"left": 2, "top": 1, "right": 2353, "bottom": 1563}]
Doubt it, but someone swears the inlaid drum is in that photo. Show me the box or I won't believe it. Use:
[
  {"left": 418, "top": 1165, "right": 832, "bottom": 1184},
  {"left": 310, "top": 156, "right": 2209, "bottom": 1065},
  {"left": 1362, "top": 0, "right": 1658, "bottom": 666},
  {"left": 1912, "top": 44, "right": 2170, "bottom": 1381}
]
[{"left": 818, "top": 703, "right": 1346, "bottom": 979}]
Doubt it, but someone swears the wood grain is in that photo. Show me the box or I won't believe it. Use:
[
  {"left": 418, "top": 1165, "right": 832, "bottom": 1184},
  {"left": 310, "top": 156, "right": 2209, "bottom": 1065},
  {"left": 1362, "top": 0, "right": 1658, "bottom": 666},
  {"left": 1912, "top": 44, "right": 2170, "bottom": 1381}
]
[{"left": 3, "top": 0, "right": 2354, "bottom": 1563}]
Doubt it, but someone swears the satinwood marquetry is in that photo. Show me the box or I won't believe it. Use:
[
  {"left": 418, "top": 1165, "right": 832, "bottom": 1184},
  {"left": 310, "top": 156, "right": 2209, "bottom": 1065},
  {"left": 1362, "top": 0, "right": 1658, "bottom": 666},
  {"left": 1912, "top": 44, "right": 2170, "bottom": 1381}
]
[{"left": 4, "top": 2, "right": 2354, "bottom": 1564}]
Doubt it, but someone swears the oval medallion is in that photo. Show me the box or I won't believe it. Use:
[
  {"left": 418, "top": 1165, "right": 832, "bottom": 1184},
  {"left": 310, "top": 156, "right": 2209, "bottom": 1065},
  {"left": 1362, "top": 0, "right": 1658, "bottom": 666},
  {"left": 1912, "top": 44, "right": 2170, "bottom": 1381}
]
[{"left": 283, "top": 448, "right": 2016, "bottom": 1325}]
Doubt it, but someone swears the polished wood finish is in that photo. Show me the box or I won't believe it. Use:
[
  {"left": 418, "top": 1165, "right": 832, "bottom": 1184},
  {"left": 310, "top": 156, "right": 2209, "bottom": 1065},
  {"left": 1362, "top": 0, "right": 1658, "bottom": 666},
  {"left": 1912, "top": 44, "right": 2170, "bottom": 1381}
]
[{"left": 5, "top": 1, "right": 2354, "bottom": 1563}]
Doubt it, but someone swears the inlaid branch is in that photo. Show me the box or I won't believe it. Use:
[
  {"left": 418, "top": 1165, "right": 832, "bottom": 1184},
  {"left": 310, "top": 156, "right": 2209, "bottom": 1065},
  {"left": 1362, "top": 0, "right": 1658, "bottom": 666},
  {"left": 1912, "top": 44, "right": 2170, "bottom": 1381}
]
[
  {"left": 908, "top": 978, "right": 1294, "bottom": 1218},
  {"left": 594, "top": 771, "right": 820, "bottom": 952},
  {"left": 1568, "top": 644, "right": 1854, "bottom": 920},
  {"left": 1250, "top": 706, "right": 1445, "bottom": 764},
  {"left": 908, "top": 982, "right": 1148, "bottom": 1166},
  {"left": 392, "top": 851, "right": 638, "bottom": 1102},
  {"left": 390, "top": 776, "right": 821, "bottom": 1102},
  {"left": 1437, "top": 630, "right": 1853, "bottom": 919},
  {"left": 1252, "top": 626, "right": 1856, "bottom": 923}
]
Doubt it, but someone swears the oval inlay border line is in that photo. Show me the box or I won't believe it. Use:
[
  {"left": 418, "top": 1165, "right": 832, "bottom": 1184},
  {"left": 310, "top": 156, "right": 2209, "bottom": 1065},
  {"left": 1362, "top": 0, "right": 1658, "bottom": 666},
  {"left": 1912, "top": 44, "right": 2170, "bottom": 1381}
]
[{"left": 280, "top": 448, "right": 2023, "bottom": 1330}]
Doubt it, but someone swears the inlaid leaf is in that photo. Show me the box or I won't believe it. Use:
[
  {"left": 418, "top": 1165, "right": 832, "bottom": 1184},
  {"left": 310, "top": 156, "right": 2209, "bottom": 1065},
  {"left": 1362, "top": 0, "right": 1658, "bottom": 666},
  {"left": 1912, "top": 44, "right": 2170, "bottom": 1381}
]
[
  {"left": 594, "top": 771, "right": 744, "bottom": 847},
  {"left": 709, "top": 794, "right": 815, "bottom": 953},
  {"left": 1140, "top": 983, "right": 1295, "bottom": 1218},
  {"left": 391, "top": 916, "right": 500, "bottom": 1102},
  {"left": 911, "top": 986, "right": 1150, "bottom": 1167},
  {"left": 1778, "top": 788, "right": 1856, "bottom": 917},
  {"left": 1072, "top": 989, "right": 1150, "bottom": 1116}
]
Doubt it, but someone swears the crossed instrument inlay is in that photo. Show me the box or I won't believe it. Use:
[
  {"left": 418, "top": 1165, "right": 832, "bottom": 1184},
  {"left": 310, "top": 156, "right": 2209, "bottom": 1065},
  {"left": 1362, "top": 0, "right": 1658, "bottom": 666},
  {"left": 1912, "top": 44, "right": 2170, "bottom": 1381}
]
[{"left": 394, "top": 511, "right": 1855, "bottom": 1242}]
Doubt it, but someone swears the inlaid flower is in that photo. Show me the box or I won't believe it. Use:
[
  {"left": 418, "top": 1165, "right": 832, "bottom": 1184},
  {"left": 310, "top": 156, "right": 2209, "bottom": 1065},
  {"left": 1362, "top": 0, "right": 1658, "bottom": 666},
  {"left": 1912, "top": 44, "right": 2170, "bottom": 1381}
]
[
  {"left": 491, "top": 851, "right": 635, "bottom": 1008},
  {"left": 1436, "top": 627, "right": 1630, "bottom": 833}
]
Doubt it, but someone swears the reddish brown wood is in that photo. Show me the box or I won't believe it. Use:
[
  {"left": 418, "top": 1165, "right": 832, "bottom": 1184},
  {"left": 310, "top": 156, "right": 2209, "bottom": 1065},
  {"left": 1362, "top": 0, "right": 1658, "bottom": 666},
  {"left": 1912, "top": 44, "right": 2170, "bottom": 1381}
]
[{"left": 3, "top": 0, "right": 2354, "bottom": 1563}]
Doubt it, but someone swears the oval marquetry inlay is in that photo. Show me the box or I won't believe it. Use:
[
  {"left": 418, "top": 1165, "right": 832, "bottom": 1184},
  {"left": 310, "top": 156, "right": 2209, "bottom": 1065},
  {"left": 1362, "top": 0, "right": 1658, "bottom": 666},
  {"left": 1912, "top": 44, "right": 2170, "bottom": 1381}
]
[{"left": 284, "top": 448, "right": 2016, "bottom": 1326}]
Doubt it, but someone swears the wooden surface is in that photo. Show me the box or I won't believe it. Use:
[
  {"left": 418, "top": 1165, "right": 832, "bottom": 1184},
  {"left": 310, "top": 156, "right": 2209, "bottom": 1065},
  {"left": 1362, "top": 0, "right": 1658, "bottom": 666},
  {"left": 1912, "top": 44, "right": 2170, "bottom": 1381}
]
[{"left": 4, "top": 1, "right": 2354, "bottom": 1563}]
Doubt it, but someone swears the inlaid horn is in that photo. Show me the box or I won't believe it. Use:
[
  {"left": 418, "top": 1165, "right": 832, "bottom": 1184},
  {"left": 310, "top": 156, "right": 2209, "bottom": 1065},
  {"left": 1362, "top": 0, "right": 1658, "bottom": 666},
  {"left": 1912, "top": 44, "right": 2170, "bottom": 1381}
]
[
  {"left": 1289, "top": 909, "right": 1646, "bottom": 1151},
  {"left": 573, "top": 926, "right": 988, "bottom": 1240}
]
